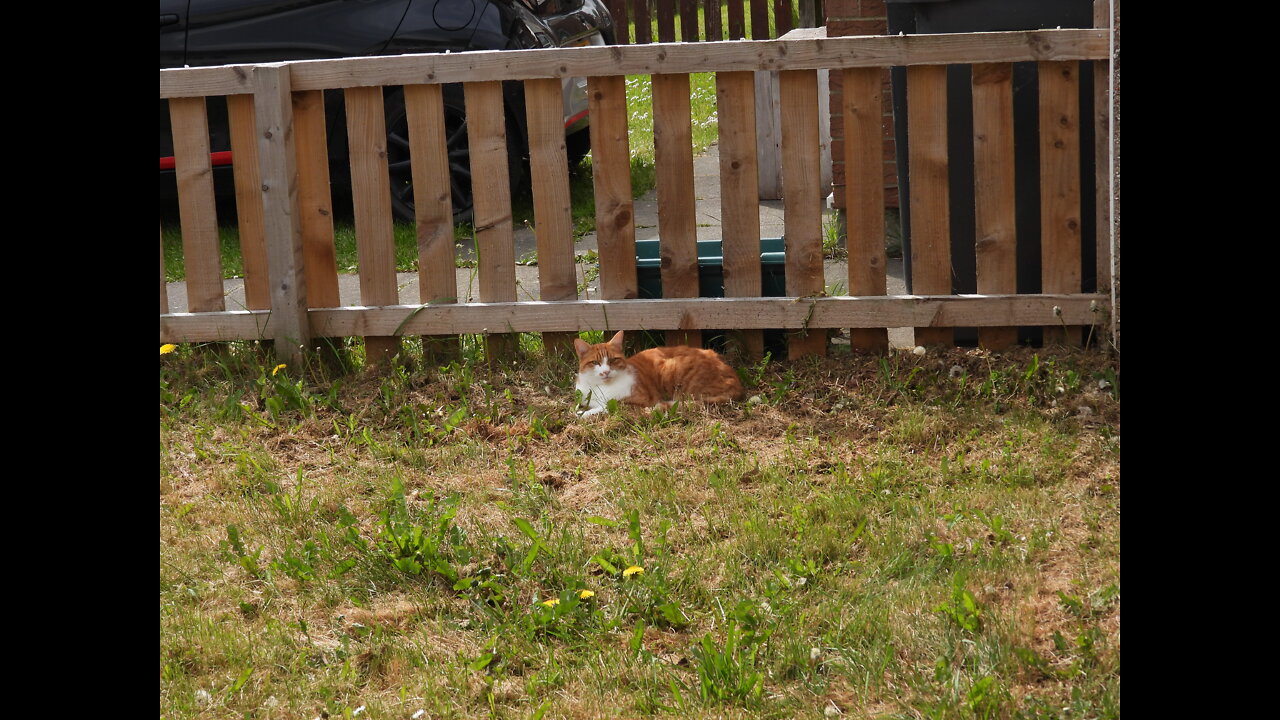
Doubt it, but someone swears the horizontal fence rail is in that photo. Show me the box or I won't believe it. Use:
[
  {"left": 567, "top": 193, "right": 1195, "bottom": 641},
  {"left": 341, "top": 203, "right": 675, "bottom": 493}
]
[{"left": 160, "top": 29, "right": 1114, "bottom": 362}]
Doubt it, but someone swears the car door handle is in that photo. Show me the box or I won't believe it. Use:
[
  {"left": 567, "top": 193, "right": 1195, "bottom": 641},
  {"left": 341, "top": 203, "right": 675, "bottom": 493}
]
[{"left": 160, "top": 14, "right": 179, "bottom": 27}]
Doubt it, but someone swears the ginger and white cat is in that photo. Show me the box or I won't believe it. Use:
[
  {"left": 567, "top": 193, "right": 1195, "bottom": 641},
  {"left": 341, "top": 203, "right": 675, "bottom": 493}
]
[{"left": 573, "top": 331, "right": 745, "bottom": 417}]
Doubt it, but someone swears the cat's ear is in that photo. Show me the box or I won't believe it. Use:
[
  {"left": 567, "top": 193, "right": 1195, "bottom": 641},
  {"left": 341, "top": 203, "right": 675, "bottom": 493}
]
[
  {"left": 573, "top": 337, "right": 591, "bottom": 357},
  {"left": 608, "top": 330, "right": 625, "bottom": 351}
]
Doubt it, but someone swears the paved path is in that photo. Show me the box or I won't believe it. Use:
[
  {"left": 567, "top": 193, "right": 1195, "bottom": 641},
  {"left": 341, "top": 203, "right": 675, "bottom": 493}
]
[{"left": 165, "top": 143, "right": 914, "bottom": 348}]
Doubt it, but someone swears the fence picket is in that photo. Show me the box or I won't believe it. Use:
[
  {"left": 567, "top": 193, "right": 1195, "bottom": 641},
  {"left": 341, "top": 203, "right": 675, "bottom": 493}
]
[
  {"left": 631, "top": 0, "right": 652, "bottom": 44},
  {"left": 842, "top": 67, "right": 889, "bottom": 353},
  {"left": 728, "top": 0, "right": 745, "bottom": 39},
  {"left": 160, "top": 225, "right": 169, "bottom": 314},
  {"left": 1093, "top": 1, "right": 1112, "bottom": 305},
  {"left": 657, "top": 0, "right": 677, "bottom": 42},
  {"left": 252, "top": 65, "right": 310, "bottom": 358},
  {"left": 227, "top": 94, "right": 270, "bottom": 311},
  {"left": 653, "top": 73, "right": 701, "bottom": 347},
  {"left": 465, "top": 81, "right": 518, "bottom": 359},
  {"left": 773, "top": 0, "right": 793, "bottom": 35},
  {"left": 907, "top": 65, "right": 953, "bottom": 347},
  {"left": 681, "top": 0, "right": 700, "bottom": 42},
  {"left": 780, "top": 69, "right": 826, "bottom": 358},
  {"left": 972, "top": 63, "right": 1018, "bottom": 350},
  {"left": 291, "top": 90, "right": 341, "bottom": 313},
  {"left": 169, "top": 96, "right": 224, "bottom": 313},
  {"left": 403, "top": 83, "right": 460, "bottom": 358},
  {"left": 751, "top": 0, "right": 770, "bottom": 39},
  {"left": 588, "top": 76, "right": 639, "bottom": 304},
  {"left": 1038, "top": 61, "right": 1082, "bottom": 346},
  {"left": 345, "top": 85, "right": 401, "bottom": 361},
  {"left": 704, "top": 0, "right": 723, "bottom": 41},
  {"left": 525, "top": 78, "right": 579, "bottom": 355},
  {"left": 717, "top": 71, "right": 764, "bottom": 359}
]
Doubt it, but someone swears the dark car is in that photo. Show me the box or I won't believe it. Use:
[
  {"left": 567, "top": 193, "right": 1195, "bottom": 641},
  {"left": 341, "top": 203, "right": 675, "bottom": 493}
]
[{"left": 160, "top": 0, "right": 614, "bottom": 221}]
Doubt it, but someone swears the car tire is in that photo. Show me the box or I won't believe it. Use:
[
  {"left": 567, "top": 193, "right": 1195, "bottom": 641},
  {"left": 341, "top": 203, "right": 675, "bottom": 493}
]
[{"left": 384, "top": 85, "right": 526, "bottom": 225}]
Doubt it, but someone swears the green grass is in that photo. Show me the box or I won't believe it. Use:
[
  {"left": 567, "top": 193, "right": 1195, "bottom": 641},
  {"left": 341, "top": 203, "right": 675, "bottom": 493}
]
[{"left": 161, "top": 342, "right": 1120, "bottom": 719}]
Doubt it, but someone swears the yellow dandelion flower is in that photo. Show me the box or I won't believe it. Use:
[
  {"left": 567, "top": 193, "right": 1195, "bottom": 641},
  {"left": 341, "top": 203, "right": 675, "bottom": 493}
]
[
  {"left": 579, "top": 590, "right": 595, "bottom": 599},
  {"left": 541, "top": 598, "right": 560, "bottom": 607},
  {"left": 623, "top": 566, "right": 644, "bottom": 578},
  {"left": 272, "top": 363, "right": 287, "bottom": 376},
  {"left": 160, "top": 344, "right": 177, "bottom": 355}
]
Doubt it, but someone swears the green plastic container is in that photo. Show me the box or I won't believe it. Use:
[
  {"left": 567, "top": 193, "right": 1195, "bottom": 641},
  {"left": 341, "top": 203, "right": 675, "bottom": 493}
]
[{"left": 634, "top": 237, "right": 787, "bottom": 299}]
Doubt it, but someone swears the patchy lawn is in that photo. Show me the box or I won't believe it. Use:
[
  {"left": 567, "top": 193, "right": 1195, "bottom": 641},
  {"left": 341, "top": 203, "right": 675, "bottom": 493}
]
[{"left": 161, "top": 340, "right": 1119, "bottom": 719}]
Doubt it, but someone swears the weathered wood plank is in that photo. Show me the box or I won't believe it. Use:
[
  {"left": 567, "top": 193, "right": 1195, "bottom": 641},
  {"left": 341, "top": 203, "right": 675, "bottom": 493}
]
[
  {"left": 842, "top": 66, "right": 889, "bottom": 353},
  {"left": 1093, "top": 0, "right": 1113, "bottom": 307},
  {"left": 169, "top": 96, "right": 224, "bottom": 313},
  {"left": 704, "top": 0, "right": 723, "bottom": 41},
  {"left": 465, "top": 81, "right": 518, "bottom": 359},
  {"left": 681, "top": 0, "right": 700, "bottom": 42},
  {"left": 160, "top": 225, "right": 169, "bottom": 314},
  {"left": 774, "top": 0, "right": 793, "bottom": 36},
  {"left": 717, "top": 71, "right": 764, "bottom": 359},
  {"left": 345, "top": 85, "right": 400, "bottom": 361},
  {"left": 652, "top": 72, "right": 701, "bottom": 347},
  {"left": 252, "top": 64, "right": 310, "bottom": 358},
  {"left": 780, "top": 69, "right": 826, "bottom": 358},
  {"left": 751, "top": 0, "right": 770, "bottom": 39},
  {"left": 525, "top": 78, "right": 578, "bottom": 355},
  {"left": 907, "top": 64, "right": 953, "bottom": 347},
  {"left": 605, "top": 0, "right": 629, "bottom": 45},
  {"left": 227, "top": 94, "right": 270, "bottom": 311},
  {"left": 161, "top": 295, "right": 1110, "bottom": 343},
  {"left": 161, "top": 31, "right": 1112, "bottom": 98},
  {"left": 291, "top": 90, "right": 341, "bottom": 311},
  {"left": 588, "top": 75, "right": 638, "bottom": 302},
  {"left": 404, "top": 83, "right": 460, "bottom": 358},
  {"left": 755, "top": 70, "right": 782, "bottom": 200},
  {"left": 632, "top": 0, "right": 652, "bottom": 44},
  {"left": 1039, "top": 61, "right": 1082, "bottom": 346},
  {"left": 728, "top": 0, "right": 746, "bottom": 40},
  {"left": 658, "top": 0, "right": 677, "bottom": 43},
  {"left": 972, "top": 63, "right": 1018, "bottom": 350}
]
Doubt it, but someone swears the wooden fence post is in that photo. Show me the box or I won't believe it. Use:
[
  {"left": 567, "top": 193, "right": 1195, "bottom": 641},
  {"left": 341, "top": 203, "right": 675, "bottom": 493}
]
[
  {"left": 1038, "top": 61, "right": 1082, "bottom": 347},
  {"left": 405, "top": 84, "right": 461, "bottom": 360},
  {"left": 588, "top": 75, "right": 639, "bottom": 304},
  {"left": 717, "top": 71, "right": 764, "bottom": 359},
  {"left": 653, "top": 72, "right": 701, "bottom": 348},
  {"left": 1094, "top": 0, "right": 1115, "bottom": 350},
  {"left": 465, "top": 81, "right": 518, "bottom": 360},
  {"left": 780, "top": 69, "right": 826, "bottom": 358},
  {"left": 843, "top": 67, "right": 888, "bottom": 353},
  {"left": 907, "top": 65, "right": 953, "bottom": 347},
  {"left": 525, "top": 78, "right": 579, "bottom": 356},
  {"left": 252, "top": 64, "right": 311, "bottom": 362},
  {"left": 972, "top": 63, "right": 1017, "bottom": 350}
]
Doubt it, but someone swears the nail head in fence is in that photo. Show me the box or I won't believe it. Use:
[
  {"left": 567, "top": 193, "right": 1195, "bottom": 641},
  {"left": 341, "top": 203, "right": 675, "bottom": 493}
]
[
  {"left": 780, "top": 69, "right": 826, "bottom": 358},
  {"left": 717, "top": 70, "right": 765, "bottom": 359},
  {"left": 652, "top": 72, "right": 701, "bottom": 348},
  {"left": 464, "top": 81, "right": 518, "bottom": 359},
  {"left": 971, "top": 63, "right": 1018, "bottom": 351},
  {"left": 906, "top": 64, "right": 953, "bottom": 347},
  {"left": 252, "top": 64, "right": 310, "bottom": 359},
  {"left": 525, "top": 77, "right": 578, "bottom": 355},
  {"left": 1038, "top": 60, "right": 1082, "bottom": 346},
  {"left": 404, "top": 83, "right": 460, "bottom": 359},
  {"left": 344, "top": 85, "right": 401, "bottom": 362},
  {"left": 169, "top": 96, "right": 224, "bottom": 314},
  {"left": 292, "top": 89, "right": 341, "bottom": 313},
  {"left": 842, "top": 66, "right": 889, "bottom": 353},
  {"left": 227, "top": 94, "right": 270, "bottom": 311},
  {"left": 587, "top": 75, "right": 638, "bottom": 302}
]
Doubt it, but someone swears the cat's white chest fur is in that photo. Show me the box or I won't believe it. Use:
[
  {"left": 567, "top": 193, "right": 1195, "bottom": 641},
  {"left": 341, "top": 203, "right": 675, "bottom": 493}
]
[{"left": 575, "top": 359, "right": 636, "bottom": 417}]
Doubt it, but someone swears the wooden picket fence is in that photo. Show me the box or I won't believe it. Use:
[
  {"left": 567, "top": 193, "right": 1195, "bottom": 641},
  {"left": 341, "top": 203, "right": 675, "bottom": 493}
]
[
  {"left": 159, "top": 28, "right": 1114, "bottom": 364},
  {"left": 601, "top": 0, "right": 809, "bottom": 44}
]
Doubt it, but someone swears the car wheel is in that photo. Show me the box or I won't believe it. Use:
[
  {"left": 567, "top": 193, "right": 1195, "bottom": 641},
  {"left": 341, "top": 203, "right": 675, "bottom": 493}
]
[{"left": 384, "top": 86, "right": 527, "bottom": 225}]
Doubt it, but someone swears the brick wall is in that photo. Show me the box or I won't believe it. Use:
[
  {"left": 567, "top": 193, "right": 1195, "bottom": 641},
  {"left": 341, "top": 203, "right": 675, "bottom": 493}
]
[{"left": 824, "top": 0, "right": 899, "bottom": 209}]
